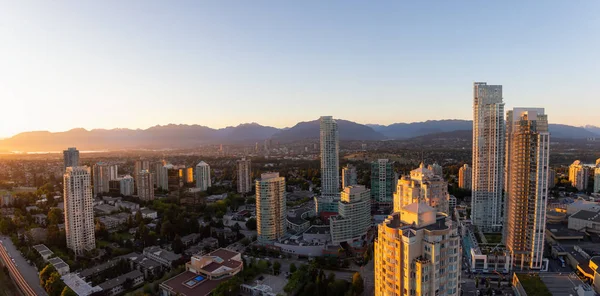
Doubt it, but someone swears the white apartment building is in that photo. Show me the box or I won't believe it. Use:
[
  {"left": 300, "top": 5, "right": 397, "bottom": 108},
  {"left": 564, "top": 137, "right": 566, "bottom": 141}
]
[
  {"left": 375, "top": 203, "right": 461, "bottom": 296},
  {"left": 342, "top": 165, "right": 357, "bottom": 189},
  {"left": 119, "top": 175, "right": 135, "bottom": 196},
  {"left": 472, "top": 82, "right": 505, "bottom": 232},
  {"left": 256, "top": 173, "right": 286, "bottom": 242},
  {"left": 320, "top": 116, "right": 340, "bottom": 197},
  {"left": 92, "top": 163, "right": 118, "bottom": 197},
  {"left": 330, "top": 185, "right": 371, "bottom": 244},
  {"left": 195, "top": 161, "right": 211, "bottom": 191},
  {"left": 237, "top": 158, "right": 252, "bottom": 194},
  {"left": 504, "top": 108, "right": 549, "bottom": 270},
  {"left": 137, "top": 170, "right": 154, "bottom": 201},
  {"left": 570, "top": 160, "right": 589, "bottom": 191},
  {"left": 63, "top": 147, "right": 79, "bottom": 171},
  {"left": 64, "top": 166, "right": 95, "bottom": 255},
  {"left": 458, "top": 164, "right": 472, "bottom": 190},
  {"left": 393, "top": 163, "right": 450, "bottom": 215},
  {"left": 155, "top": 162, "right": 168, "bottom": 190}
]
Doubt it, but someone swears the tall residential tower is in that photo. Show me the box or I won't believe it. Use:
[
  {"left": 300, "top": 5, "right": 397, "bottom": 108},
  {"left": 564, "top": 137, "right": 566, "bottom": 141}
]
[
  {"left": 371, "top": 159, "right": 395, "bottom": 210},
  {"left": 342, "top": 165, "right": 357, "bottom": 188},
  {"left": 320, "top": 116, "right": 340, "bottom": 197},
  {"left": 504, "top": 108, "right": 549, "bottom": 270},
  {"left": 237, "top": 158, "right": 252, "bottom": 194},
  {"left": 472, "top": 82, "right": 505, "bottom": 232},
  {"left": 63, "top": 147, "right": 79, "bottom": 171},
  {"left": 569, "top": 160, "right": 589, "bottom": 191},
  {"left": 256, "top": 173, "right": 287, "bottom": 242},
  {"left": 195, "top": 161, "right": 211, "bottom": 191},
  {"left": 64, "top": 166, "right": 95, "bottom": 255}
]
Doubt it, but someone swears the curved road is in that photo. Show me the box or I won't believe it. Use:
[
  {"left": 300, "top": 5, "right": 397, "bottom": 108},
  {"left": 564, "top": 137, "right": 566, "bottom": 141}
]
[{"left": 0, "top": 236, "right": 47, "bottom": 296}]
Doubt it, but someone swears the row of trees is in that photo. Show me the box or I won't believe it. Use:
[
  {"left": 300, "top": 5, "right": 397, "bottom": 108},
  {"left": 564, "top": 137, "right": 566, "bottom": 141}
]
[
  {"left": 39, "top": 264, "right": 77, "bottom": 296},
  {"left": 285, "top": 263, "right": 364, "bottom": 296}
]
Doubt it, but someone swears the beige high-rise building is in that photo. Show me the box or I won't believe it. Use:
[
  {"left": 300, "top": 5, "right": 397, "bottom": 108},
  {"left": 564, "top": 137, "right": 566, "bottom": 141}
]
[
  {"left": 137, "top": 170, "right": 154, "bottom": 201},
  {"left": 92, "top": 163, "right": 118, "bottom": 197},
  {"left": 375, "top": 203, "right": 461, "bottom": 296},
  {"left": 594, "top": 161, "right": 600, "bottom": 194},
  {"left": 330, "top": 185, "right": 371, "bottom": 244},
  {"left": 569, "top": 160, "right": 589, "bottom": 191},
  {"left": 393, "top": 163, "right": 450, "bottom": 215},
  {"left": 458, "top": 164, "right": 472, "bottom": 190},
  {"left": 504, "top": 108, "right": 549, "bottom": 270},
  {"left": 256, "top": 173, "right": 286, "bottom": 242},
  {"left": 342, "top": 165, "right": 357, "bottom": 189},
  {"left": 64, "top": 166, "right": 95, "bottom": 255},
  {"left": 472, "top": 82, "right": 505, "bottom": 232},
  {"left": 237, "top": 158, "right": 252, "bottom": 194}
]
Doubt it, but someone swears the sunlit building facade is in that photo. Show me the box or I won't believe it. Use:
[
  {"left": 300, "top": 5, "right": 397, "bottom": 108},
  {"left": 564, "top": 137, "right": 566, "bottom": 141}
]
[
  {"left": 504, "top": 108, "right": 549, "bottom": 270},
  {"left": 472, "top": 82, "right": 505, "bottom": 232},
  {"left": 256, "top": 173, "right": 287, "bottom": 242},
  {"left": 458, "top": 164, "right": 472, "bottom": 190},
  {"left": 569, "top": 160, "right": 589, "bottom": 191},
  {"left": 64, "top": 166, "right": 95, "bottom": 255},
  {"left": 375, "top": 203, "right": 460, "bottom": 296},
  {"left": 320, "top": 116, "right": 340, "bottom": 197},
  {"left": 393, "top": 163, "right": 450, "bottom": 215}
]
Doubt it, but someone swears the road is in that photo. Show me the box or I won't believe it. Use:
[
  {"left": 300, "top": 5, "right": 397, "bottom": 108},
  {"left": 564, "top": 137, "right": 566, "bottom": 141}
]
[{"left": 0, "top": 236, "right": 47, "bottom": 296}]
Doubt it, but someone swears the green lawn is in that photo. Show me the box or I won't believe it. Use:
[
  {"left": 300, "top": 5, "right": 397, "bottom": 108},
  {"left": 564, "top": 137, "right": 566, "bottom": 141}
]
[
  {"left": 484, "top": 234, "right": 503, "bottom": 244},
  {"left": 516, "top": 274, "right": 552, "bottom": 296}
]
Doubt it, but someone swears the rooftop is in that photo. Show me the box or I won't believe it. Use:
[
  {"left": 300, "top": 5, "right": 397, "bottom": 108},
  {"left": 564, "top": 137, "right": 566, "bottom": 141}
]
[
  {"left": 98, "top": 270, "right": 143, "bottom": 290},
  {"left": 144, "top": 246, "right": 181, "bottom": 262},
  {"left": 161, "top": 271, "right": 226, "bottom": 296},
  {"left": 304, "top": 225, "right": 330, "bottom": 235},
  {"left": 571, "top": 209, "right": 600, "bottom": 223},
  {"left": 61, "top": 273, "right": 102, "bottom": 296}
]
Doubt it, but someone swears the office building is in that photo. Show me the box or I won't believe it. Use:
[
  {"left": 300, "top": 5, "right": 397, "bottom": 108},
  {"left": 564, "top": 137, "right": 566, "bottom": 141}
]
[
  {"left": 63, "top": 147, "right": 79, "bottom": 171},
  {"left": 320, "top": 116, "right": 340, "bottom": 197},
  {"left": 330, "top": 185, "right": 371, "bottom": 244},
  {"left": 92, "top": 163, "right": 118, "bottom": 197},
  {"left": 195, "top": 161, "right": 211, "bottom": 191},
  {"left": 374, "top": 203, "right": 460, "bottom": 296},
  {"left": 569, "top": 160, "right": 589, "bottom": 191},
  {"left": 393, "top": 163, "right": 450, "bottom": 215},
  {"left": 64, "top": 166, "right": 95, "bottom": 255},
  {"left": 504, "top": 108, "right": 549, "bottom": 270},
  {"left": 371, "top": 159, "right": 395, "bottom": 209},
  {"left": 137, "top": 170, "right": 154, "bottom": 201},
  {"left": 427, "top": 162, "right": 443, "bottom": 176},
  {"left": 458, "top": 164, "right": 472, "bottom": 190},
  {"left": 237, "top": 158, "right": 252, "bottom": 194},
  {"left": 472, "top": 82, "right": 505, "bottom": 232},
  {"left": 256, "top": 173, "right": 286, "bottom": 242},
  {"left": 342, "top": 165, "right": 357, "bottom": 188}
]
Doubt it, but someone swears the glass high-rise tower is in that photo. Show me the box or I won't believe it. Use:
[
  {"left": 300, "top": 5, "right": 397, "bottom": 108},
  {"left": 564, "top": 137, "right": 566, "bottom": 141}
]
[{"left": 320, "top": 116, "right": 339, "bottom": 197}]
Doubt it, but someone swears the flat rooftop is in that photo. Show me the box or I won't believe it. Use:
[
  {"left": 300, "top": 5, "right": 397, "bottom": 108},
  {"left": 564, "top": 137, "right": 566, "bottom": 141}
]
[
  {"left": 539, "top": 273, "right": 587, "bottom": 295},
  {"left": 161, "top": 271, "right": 226, "bottom": 296}
]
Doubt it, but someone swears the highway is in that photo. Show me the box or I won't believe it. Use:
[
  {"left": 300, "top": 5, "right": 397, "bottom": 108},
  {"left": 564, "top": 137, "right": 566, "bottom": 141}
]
[{"left": 0, "top": 236, "right": 47, "bottom": 296}]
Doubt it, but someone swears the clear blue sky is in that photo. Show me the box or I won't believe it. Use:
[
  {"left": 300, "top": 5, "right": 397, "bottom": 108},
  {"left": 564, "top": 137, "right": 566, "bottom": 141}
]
[{"left": 1, "top": 1, "right": 598, "bottom": 138}]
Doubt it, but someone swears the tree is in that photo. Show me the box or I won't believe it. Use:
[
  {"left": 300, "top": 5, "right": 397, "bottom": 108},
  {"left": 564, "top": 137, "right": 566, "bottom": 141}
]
[
  {"left": 44, "top": 272, "right": 65, "bottom": 296},
  {"left": 273, "top": 261, "right": 281, "bottom": 275},
  {"left": 40, "top": 264, "right": 56, "bottom": 285},
  {"left": 245, "top": 218, "right": 257, "bottom": 230},
  {"left": 289, "top": 263, "right": 297, "bottom": 273},
  {"left": 231, "top": 223, "right": 241, "bottom": 233},
  {"left": 172, "top": 234, "right": 184, "bottom": 254},
  {"left": 0, "top": 218, "right": 15, "bottom": 235},
  {"left": 60, "top": 286, "right": 78, "bottom": 296},
  {"left": 161, "top": 221, "right": 174, "bottom": 240},
  {"left": 47, "top": 208, "right": 63, "bottom": 225},
  {"left": 351, "top": 272, "right": 364, "bottom": 296}
]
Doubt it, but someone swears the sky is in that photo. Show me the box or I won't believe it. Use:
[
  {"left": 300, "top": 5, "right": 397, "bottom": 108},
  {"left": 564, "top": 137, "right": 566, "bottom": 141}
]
[{"left": 0, "top": 1, "right": 599, "bottom": 138}]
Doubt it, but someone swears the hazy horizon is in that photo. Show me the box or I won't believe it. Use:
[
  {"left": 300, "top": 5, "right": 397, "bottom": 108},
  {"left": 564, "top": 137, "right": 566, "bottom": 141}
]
[{"left": 2, "top": 1, "right": 599, "bottom": 138}]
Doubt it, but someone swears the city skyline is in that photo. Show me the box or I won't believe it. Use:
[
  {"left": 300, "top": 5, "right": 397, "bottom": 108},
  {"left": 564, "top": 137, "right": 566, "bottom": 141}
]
[{"left": 1, "top": 2, "right": 599, "bottom": 138}]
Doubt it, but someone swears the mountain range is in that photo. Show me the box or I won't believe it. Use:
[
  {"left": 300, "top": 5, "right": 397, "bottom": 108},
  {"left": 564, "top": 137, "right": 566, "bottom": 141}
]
[{"left": 1, "top": 120, "right": 599, "bottom": 152}]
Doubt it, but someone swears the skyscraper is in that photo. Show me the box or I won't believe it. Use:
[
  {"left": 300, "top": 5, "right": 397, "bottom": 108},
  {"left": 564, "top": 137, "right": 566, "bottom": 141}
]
[
  {"left": 375, "top": 203, "right": 460, "bottom": 296},
  {"left": 134, "top": 160, "right": 150, "bottom": 191},
  {"left": 548, "top": 169, "right": 557, "bottom": 189},
  {"left": 155, "top": 163, "right": 168, "bottom": 190},
  {"left": 472, "top": 82, "right": 505, "bottom": 232},
  {"left": 504, "top": 108, "right": 549, "bottom": 270},
  {"left": 569, "top": 160, "right": 589, "bottom": 191},
  {"left": 92, "top": 163, "right": 118, "bottom": 197},
  {"left": 458, "top": 164, "right": 472, "bottom": 190},
  {"left": 63, "top": 147, "right": 79, "bottom": 171},
  {"left": 137, "top": 170, "right": 154, "bottom": 201},
  {"left": 256, "top": 173, "right": 286, "bottom": 242},
  {"left": 64, "top": 166, "right": 95, "bottom": 255},
  {"left": 320, "top": 116, "right": 339, "bottom": 197},
  {"left": 195, "top": 161, "right": 211, "bottom": 191},
  {"left": 594, "top": 159, "right": 600, "bottom": 193},
  {"left": 342, "top": 165, "right": 357, "bottom": 188},
  {"left": 330, "top": 185, "right": 371, "bottom": 244},
  {"left": 237, "top": 158, "right": 252, "bottom": 194},
  {"left": 393, "top": 163, "right": 450, "bottom": 215},
  {"left": 371, "top": 159, "right": 395, "bottom": 209}
]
